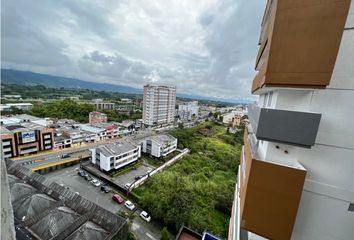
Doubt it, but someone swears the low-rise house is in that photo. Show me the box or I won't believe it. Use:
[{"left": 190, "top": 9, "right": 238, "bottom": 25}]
[
  {"left": 139, "top": 134, "right": 177, "bottom": 158},
  {"left": 115, "top": 120, "right": 136, "bottom": 136},
  {"left": 89, "top": 111, "right": 107, "bottom": 124},
  {"left": 91, "top": 122, "right": 119, "bottom": 139},
  {"left": 91, "top": 141, "right": 141, "bottom": 171},
  {"left": 0, "top": 103, "right": 33, "bottom": 111},
  {"left": 77, "top": 124, "right": 106, "bottom": 141}
]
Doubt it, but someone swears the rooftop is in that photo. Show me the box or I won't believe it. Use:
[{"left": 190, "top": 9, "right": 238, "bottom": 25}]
[
  {"left": 89, "top": 111, "right": 107, "bottom": 116},
  {"left": 76, "top": 124, "right": 105, "bottom": 134},
  {"left": 96, "top": 140, "right": 138, "bottom": 157},
  {"left": 144, "top": 134, "right": 177, "bottom": 146},
  {"left": 5, "top": 159, "right": 128, "bottom": 240},
  {"left": 4, "top": 103, "right": 33, "bottom": 106}
]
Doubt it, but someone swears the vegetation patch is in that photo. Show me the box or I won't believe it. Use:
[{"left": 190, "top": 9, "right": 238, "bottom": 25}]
[{"left": 133, "top": 122, "right": 243, "bottom": 238}]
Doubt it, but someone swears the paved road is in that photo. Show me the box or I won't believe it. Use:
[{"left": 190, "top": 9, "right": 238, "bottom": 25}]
[
  {"left": 22, "top": 149, "right": 91, "bottom": 169},
  {"left": 44, "top": 164, "right": 162, "bottom": 240}
]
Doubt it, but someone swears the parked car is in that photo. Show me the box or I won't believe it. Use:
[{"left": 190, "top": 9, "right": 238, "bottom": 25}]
[
  {"left": 78, "top": 170, "right": 87, "bottom": 177},
  {"left": 101, "top": 185, "right": 111, "bottom": 193},
  {"left": 139, "top": 211, "right": 151, "bottom": 222},
  {"left": 125, "top": 183, "right": 131, "bottom": 190},
  {"left": 61, "top": 153, "right": 70, "bottom": 158},
  {"left": 85, "top": 175, "right": 93, "bottom": 181},
  {"left": 91, "top": 179, "right": 101, "bottom": 187},
  {"left": 124, "top": 200, "right": 135, "bottom": 210},
  {"left": 134, "top": 175, "right": 143, "bottom": 181},
  {"left": 112, "top": 194, "right": 124, "bottom": 204}
]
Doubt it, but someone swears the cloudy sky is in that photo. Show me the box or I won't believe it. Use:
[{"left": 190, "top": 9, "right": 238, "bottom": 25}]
[{"left": 1, "top": 0, "right": 266, "bottom": 101}]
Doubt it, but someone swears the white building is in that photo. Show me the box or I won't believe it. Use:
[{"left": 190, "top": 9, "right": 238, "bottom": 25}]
[
  {"left": 222, "top": 110, "right": 244, "bottom": 125},
  {"left": 143, "top": 84, "right": 176, "bottom": 126},
  {"left": 229, "top": 1, "right": 354, "bottom": 240},
  {"left": 2, "top": 94, "right": 22, "bottom": 99},
  {"left": 140, "top": 134, "right": 177, "bottom": 158},
  {"left": 0, "top": 103, "right": 33, "bottom": 111},
  {"left": 91, "top": 141, "right": 141, "bottom": 171},
  {"left": 177, "top": 101, "right": 199, "bottom": 121}
]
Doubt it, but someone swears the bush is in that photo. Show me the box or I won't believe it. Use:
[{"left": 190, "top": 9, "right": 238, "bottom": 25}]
[
  {"left": 160, "top": 227, "right": 170, "bottom": 240},
  {"left": 133, "top": 122, "right": 242, "bottom": 238},
  {"left": 128, "top": 232, "right": 137, "bottom": 240}
]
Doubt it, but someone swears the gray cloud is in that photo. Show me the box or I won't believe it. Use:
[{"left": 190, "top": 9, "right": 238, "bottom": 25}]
[{"left": 1, "top": 0, "right": 265, "bottom": 101}]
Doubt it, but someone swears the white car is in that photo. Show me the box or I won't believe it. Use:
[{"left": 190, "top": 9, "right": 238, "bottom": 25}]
[
  {"left": 139, "top": 211, "right": 151, "bottom": 222},
  {"left": 124, "top": 200, "right": 135, "bottom": 210},
  {"left": 125, "top": 183, "right": 131, "bottom": 189},
  {"left": 91, "top": 179, "right": 101, "bottom": 187}
]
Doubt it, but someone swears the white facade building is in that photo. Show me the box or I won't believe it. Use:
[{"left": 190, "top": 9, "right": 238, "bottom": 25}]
[
  {"left": 143, "top": 84, "right": 176, "bottom": 126},
  {"left": 0, "top": 103, "right": 33, "bottom": 111},
  {"left": 140, "top": 134, "right": 177, "bottom": 158},
  {"left": 91, "top": 141, "right": 141, "bottom": 171},
  {"left": 229, "top": 1, "right": 354, "bottom": 240},
  {"left": 177, "top": 101, "right": 199, "bottom": 121}
]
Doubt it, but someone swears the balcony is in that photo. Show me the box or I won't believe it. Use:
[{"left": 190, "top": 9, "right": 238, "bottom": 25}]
[
  {"left": 239, "top": 128, "right": 306, "bottom": 240},
  {"left": 248, "top": 104, "right": 321, "bottom": 148},
  {"left": 252, "top": 0, "right": 351, "bottom": 94}
]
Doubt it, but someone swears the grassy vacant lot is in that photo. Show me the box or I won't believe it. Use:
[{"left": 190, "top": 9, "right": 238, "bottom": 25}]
[{"left": 133, "top": 122, "right": 243, "bottom": 238}]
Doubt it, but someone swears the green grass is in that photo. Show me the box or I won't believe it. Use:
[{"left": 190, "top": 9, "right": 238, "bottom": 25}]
[
  {"left": 132, "top": 122, "right": 243, "bottom": 238},
  {"left": 142, "top": 155, "right": 162, "bottom": 167}
]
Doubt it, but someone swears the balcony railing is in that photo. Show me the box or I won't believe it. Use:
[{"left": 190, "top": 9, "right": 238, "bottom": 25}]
[
  {"left": 248, "top": 104, "right": 321, "bottom": 148},
  {"left": 239, "top": 127, "right": 306, "bottom": 240}
]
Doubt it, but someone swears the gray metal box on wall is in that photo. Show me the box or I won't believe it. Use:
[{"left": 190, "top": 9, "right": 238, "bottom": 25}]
[{"left": 248, "top": 104, "right": 321, "bottom": 148}]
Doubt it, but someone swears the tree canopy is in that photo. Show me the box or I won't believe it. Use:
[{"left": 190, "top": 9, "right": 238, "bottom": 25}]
[{"left": 133, "top": 122, "right": 243, "bottom": 238}]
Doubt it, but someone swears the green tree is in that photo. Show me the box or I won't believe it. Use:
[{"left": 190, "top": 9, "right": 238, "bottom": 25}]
[{"left": 160, "top": 227, "right": 170, "bottom": 240}]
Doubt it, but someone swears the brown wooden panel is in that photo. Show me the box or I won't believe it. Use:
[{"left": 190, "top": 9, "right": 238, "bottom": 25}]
[
  {"left": 251, "top": 0, "right": 351, "bottom": 93},
  {"left": 240, "top": 128, "right": 307, "bottom": 239}
]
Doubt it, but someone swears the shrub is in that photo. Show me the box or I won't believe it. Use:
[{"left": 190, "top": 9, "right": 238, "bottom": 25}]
[
  {"left": 128, "top": 232, "right": 137, "bottom": 240},
  {"left": 160, "top": 227, "right": 170, "bottom": 240}
]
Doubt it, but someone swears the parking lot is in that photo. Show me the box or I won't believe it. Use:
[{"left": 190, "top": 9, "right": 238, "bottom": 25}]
[
  {"left": 112, "top": 164, "right": 154, "bottom": 188},
  {"left": 44, "top": 163, "right": 162, "bottom": 240},
  {"left": 45, "top": 163, "right": 123, "bottom": 213}
]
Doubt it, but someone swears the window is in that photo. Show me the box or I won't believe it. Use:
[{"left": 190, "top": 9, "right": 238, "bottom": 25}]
[
  {"left": 263, "top": 93, "right": 268, "bottom": 107},
  {"left": 242, "top": 148, "right": 247, "bottom": 181},
  {"left": 349, "top": 203, "right": 354, "bottom": 212},
  {"left": 267, "top": 91, "right": 273, "bottom": 107}
]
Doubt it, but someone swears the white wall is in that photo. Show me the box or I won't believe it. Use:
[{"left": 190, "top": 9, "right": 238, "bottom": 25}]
[
  {"left": 252, "top": 5, "right": 354, "bottom": 239},
  {"left": 292, "top": 191, "right": 354, "bottom": 240}
]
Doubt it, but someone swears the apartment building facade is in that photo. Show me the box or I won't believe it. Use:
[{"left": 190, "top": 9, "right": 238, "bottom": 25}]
[
  {"left": 139, "top": 134, "right": 177, "bottom": 158},
  {"left": 91, "top": 141, "right": 141, "bottom": 171},
  {"left": 1, "top": 123, "right": 54, "bottom": 158},
  {"left": 177, "top": 101, "right": 199, "bottom": 121},
  {"left": 143, "top": 84, "right": 176, "bottom": 126},
  {"left": 229, "top": 0, "right": 354, "bottom": 240},
  {"left": 93, "top": 99, "right": 115, "bottom": 110}
]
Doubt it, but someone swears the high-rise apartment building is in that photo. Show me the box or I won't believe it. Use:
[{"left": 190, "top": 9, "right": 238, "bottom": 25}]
[
  {"left": 143, "top": 84, "right": 176, "bottom": 126},
  {"left": 177, "top": 101, "right": 199, "bottom": 121},
  {"left": 229, "top": 1, "right": 354, "bottom": 240}
]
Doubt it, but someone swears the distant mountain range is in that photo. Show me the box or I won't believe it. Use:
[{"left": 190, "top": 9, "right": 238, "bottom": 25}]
[{"left": 1, "top": 69, "right": 252, "bottom": 104}]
